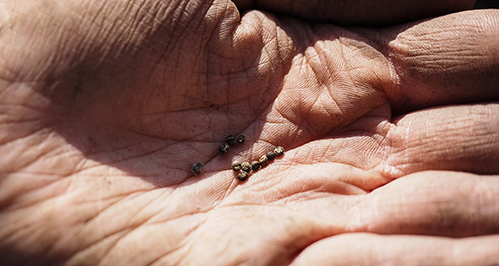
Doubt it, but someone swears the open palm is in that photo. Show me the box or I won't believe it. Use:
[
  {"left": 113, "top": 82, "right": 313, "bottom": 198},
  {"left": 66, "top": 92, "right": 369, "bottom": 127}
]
[{"left": 1, "top": 0, "right": 499, "bottom": 265}]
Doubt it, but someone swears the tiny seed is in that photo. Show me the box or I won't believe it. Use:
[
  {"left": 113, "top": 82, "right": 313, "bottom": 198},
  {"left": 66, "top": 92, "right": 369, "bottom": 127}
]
[
  {"left": 259, "top": 155, "right": 268, "bottom": 167},
  {"left": 191, "top": 162, "right": 204, "bottom": 175},
  {"left": 226, "top": 134, "right": 236, "bottom": 146},
  {"left": 232, "top": 161, "right": 242, "bottom": 172},
  {"left": 266, "top": 151, "right": 276, "bottom": 161},
  {"left": 237, "top": 171, "right": 249, "bottom": 181},
  {"left": 236, "top": 135, "right": 245, "bottom": 144},
  {"left": 251, "top": 161, "right": 260, "bottom": 171},
  {"left": 241, "top": 162, "right": 251, "bottom": 172},
  {"left": 218, "top": 143, "right": 230, "bottom": 154},
  {"left": 274, "top": 146, "right": 285, "bottom": 157}
]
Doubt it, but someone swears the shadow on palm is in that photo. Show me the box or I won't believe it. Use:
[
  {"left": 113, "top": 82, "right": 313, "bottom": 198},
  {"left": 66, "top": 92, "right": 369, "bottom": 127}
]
[{"left": 48, "top": 9, "right": 392, "bottom": 193}]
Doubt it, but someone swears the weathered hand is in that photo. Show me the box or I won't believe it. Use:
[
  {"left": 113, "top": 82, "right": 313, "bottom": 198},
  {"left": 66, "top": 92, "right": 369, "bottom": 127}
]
[{"left": 1, "top": 0, "right": 498, "bottom": 265}]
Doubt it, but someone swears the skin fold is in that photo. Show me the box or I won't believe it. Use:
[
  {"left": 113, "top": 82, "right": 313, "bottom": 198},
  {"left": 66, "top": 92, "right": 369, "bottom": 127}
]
[{"left": 0, "top": 0, "right": 498, "bottom": 265}]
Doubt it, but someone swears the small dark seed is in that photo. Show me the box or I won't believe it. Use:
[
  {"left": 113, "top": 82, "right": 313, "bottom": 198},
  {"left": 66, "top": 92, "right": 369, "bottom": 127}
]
[
  {"left": 232, "top": 161, "right": 242, "bottom": 172},
  {"left": 241, "top": 162, "right": 251, "bottom": 172},
  {"left": 237, "top": 171, "right": 249, "bottom": 181},
  {"left": 259, "top": 155, "right": 268, "bottom": 167},
  {"left": 266, "top": 151, "right": 276, "bottom": 161},
  {"left": 236, "top": 135, "right": 245, "bottom": 144},
  {"left": 274, "top": 146, "right": 285, "bottom": 157},
  {"left": 251, "top": 161, "right": 260, "bottom": 171},
  {"left": 226, "top": 134, "right": 236, "bottom": 146},
  {"left": 191, "top": 162, "right": 204, "bottom": 175},
  {"left": 218, "top": 143, "right": 230, "bottom": 154}
]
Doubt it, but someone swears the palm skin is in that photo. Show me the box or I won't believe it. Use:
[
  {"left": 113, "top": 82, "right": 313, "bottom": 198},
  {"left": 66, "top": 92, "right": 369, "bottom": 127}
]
[{"left": 1, "top": 0, "right": 499, "bottom": 265}]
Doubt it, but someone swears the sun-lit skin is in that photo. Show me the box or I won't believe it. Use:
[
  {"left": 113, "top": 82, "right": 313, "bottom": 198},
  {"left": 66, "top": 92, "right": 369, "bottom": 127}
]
[{"left": 0, "top": 0, "right": 499, "bottom": 265}]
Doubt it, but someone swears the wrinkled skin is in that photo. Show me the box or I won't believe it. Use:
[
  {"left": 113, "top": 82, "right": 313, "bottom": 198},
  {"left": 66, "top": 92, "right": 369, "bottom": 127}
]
[{"left": 1, "top": 0, "right": 499, "bottom": 265}]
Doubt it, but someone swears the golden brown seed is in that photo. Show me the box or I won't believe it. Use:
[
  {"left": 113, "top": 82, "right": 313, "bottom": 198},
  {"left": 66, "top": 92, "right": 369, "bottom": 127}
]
[
  {"left": 274, "top": 146, "right": 285, "bottom": 157},
  {"left": 259, "top": 155, "right": 268, "bottom": 167},
  {"left": 219, "top": 143, "right": 230, "bottom": 154},
  {"left": 251, "top": 161, "right": 260, "bottom": 171},
  {"left": 237, "top": 171, "right": 249, "bottom": 181},
  {"left": 236, "top": 135, "right": 245, "bottom": 144},
  {"left": 226, "top": 135, "right": 236, "bottom": 146},
  {"left": 232, "top": 161, "right": 242, "bottom": 172},
  {"left": 191, "top": 162, "right": 204, "bottom": 175},
  {"left": 266, "top": 151, "right": 275, "bottom": 161},
  {"left": 241, "top": 162, "right": 251, "bottom": 172}
]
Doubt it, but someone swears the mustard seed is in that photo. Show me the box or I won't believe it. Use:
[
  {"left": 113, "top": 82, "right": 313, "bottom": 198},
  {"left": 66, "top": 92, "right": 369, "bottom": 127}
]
[
  {"left": 226, "top": 135, "right": 236, "bottom": 146},
  {"left": 232, "top": 161, "right": 242, "bottom": 172},
  {"left": 191, "top": 162, "right": 204, "bottom": 175},
  {"left": 251, "top": 161, "right": 260, "bottom": 171},
  {"left": 237, "top": 171, "right": 249, "bottom": 181},
  {"left": 266, "top": 151, "right": 275, "bottom": 161},
  {"left": 241, "top": 162, "right": 251, "bottom": 172},
  {"left": 259, "top": 155, "right": 268, "bottom": 167},
  {"left": 274, "top": 146, "right": 285, "bottom": 157},
  {"left": 219, "top": 143, "right": 230, "bottom": 154}
]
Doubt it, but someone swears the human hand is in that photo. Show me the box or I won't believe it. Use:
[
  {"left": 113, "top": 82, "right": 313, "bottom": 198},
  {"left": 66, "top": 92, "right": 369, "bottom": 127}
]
[{"left": 0, "top": 0, "right": 498, "bottom": 265}]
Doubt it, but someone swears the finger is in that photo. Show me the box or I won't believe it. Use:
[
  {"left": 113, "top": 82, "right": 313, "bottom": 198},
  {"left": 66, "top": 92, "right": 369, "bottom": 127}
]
[
  {"left": 381, "top": 103, "right": 499, "bottom": 177},
  {"left": 348, "top": 171, "right": 499, "bottom": 237},
  {"left": 232, "top": 0, "right": 474, "bottom": 26},
  {"left": 291, "top": 233, "right": 499, "bottom": 265},
  {"left": 382, "top": 9, "right": 499, "bottom": 114}
]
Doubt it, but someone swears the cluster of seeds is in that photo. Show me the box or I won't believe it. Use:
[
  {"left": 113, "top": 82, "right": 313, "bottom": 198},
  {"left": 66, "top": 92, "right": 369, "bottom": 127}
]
[
  {"left": 232, "top": 146, "right": 285, "bottom": 181},
  {"left": 191, "top": 134, "right": 285, "bottom": 182},
  {"left": 191, "top": 134, "right": 245, "bottom": 176},
  {"left": 218, "top": 134, "right": 245, "bottom": 154}
]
